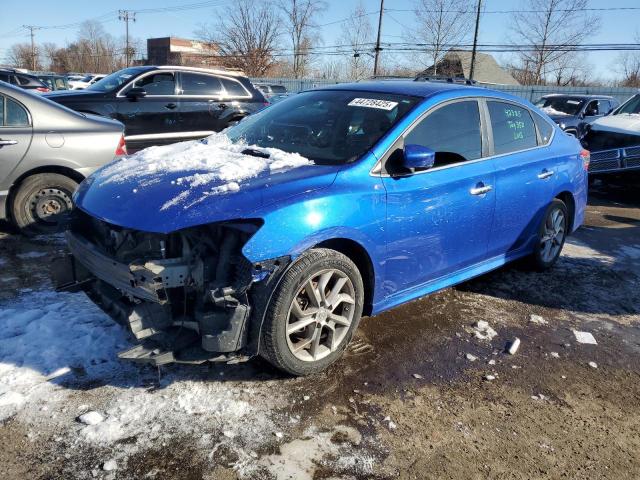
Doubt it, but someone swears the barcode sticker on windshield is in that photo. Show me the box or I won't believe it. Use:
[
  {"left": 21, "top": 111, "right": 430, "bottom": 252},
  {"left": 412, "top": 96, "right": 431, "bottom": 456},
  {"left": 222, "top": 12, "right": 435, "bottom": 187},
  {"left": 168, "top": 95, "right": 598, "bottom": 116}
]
[{"left": 348, "top": 98, "right": 398, "bottom": 110}]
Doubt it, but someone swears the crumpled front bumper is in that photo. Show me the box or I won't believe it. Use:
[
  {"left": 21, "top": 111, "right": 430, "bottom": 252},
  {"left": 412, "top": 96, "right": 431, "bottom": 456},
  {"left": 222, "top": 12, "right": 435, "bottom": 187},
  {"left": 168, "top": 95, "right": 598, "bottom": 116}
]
[{"left": 52, "top": 230, "right": 288, "bottom": 366}]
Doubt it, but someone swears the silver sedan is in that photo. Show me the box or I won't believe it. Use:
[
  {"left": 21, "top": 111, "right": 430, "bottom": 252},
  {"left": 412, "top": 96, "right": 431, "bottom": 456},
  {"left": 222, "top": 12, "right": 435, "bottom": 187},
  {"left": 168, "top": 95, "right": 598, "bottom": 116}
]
[{"left": 0, "top": 81, "right": 125, "bottom": 233}]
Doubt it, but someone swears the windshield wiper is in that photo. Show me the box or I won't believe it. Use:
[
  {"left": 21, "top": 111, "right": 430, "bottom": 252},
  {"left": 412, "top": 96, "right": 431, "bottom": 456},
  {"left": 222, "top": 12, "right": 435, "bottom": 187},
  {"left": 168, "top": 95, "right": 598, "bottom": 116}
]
[{"left": 241, "top": 148, "right": 270, "bottom": 159}]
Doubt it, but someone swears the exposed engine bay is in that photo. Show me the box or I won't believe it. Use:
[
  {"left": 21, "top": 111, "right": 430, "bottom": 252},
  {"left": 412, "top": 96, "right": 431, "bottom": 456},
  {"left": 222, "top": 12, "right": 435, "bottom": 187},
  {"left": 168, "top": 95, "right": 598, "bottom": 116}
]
[{"left": 53, "top": 210, "right": 288, "bottom": 365}]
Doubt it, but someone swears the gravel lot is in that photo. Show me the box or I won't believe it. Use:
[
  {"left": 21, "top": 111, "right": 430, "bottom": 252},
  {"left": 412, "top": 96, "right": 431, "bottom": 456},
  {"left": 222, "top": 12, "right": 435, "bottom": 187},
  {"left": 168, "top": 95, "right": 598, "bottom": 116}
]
[{"left": 1, "top": 181, "right": 639, "bottom": 480}]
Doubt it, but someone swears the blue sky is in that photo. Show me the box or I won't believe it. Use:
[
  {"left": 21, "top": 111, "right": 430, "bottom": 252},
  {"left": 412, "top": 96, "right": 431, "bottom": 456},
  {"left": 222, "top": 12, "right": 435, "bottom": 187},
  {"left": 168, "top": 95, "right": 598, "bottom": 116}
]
[{"left": 1, "top": 0, "right": 638, "bottom": 79}]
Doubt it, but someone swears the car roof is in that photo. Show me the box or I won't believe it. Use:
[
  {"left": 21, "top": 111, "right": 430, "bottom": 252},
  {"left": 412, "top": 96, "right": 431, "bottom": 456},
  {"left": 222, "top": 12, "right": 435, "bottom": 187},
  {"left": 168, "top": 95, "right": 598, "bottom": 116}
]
[
  {"left": 312, "top": 80, "right": 507, "bottom": 100},
  {"left": 540, "top": 93, "right": 615, "bottom": 100}
]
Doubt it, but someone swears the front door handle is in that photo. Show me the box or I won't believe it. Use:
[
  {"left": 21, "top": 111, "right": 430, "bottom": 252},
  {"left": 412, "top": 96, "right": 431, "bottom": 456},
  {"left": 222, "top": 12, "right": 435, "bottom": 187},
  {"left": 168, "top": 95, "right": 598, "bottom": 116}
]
[
  {"left": 538, "top": 169, "right": 554, "bottom": 179},
  {"left": 165, "top": 103, "right": 177, "bottom": 110},
  {"left": 470, "top": 184, "right": 493, "bottom": 195},
  {"left": 0, "top": 139, "right": 17, "bottom": 146}
]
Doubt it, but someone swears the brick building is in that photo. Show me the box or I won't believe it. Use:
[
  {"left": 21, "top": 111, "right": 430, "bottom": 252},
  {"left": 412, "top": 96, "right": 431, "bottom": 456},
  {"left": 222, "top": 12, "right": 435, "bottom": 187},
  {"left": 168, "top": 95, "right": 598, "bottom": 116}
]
[{"left": 146, "top": 37, "right": 221, "bottom": 67}]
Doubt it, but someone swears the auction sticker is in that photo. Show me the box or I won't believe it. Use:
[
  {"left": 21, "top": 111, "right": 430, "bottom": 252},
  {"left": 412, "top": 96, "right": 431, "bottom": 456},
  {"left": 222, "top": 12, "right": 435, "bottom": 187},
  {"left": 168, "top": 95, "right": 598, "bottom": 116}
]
[{"left": 348, "top": 98, "right": 398, "bottom": 110}]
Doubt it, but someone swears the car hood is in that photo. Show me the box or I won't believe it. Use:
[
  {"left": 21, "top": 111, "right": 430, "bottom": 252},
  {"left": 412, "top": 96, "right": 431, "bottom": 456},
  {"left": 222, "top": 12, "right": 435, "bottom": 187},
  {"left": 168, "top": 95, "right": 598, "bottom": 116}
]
[
  {"left": 74, "top": 135, "right": 339, "bottom": 233},
  {"left": 44, "top": 89, "right": 104, "bottom": 101},
  {"left": 548, "top": 114, "right": 578, "bottom": 125},
  {"left": 590, "top": 114, "right": 640, "bottom": 135}
]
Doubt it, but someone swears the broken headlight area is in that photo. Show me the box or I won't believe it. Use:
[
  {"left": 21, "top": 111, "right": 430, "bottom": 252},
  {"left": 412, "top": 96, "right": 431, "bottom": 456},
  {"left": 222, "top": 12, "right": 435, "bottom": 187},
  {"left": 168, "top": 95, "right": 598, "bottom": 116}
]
[{"left": 53, "top": 210, "right": 288, "bottom": 366}]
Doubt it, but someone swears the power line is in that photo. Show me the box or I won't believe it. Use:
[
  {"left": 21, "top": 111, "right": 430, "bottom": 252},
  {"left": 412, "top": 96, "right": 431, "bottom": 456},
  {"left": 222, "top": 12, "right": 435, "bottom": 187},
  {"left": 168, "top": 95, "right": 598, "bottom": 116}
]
[{"left": 118, "top": 10, "right": 136, "bottom": 67}]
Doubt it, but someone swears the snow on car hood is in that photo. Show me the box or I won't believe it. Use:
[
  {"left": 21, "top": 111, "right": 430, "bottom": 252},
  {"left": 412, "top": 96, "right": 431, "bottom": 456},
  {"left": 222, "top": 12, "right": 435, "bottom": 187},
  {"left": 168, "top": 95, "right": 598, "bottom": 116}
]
[
  {"left": 590, "top": 113, "right": 640, "bottom": 135},
  {"left": 74, "top": 133, "right": 339, "bottom": 233},
  {"left": 541, "top": 106, "right": 571, "bottom": 117}
]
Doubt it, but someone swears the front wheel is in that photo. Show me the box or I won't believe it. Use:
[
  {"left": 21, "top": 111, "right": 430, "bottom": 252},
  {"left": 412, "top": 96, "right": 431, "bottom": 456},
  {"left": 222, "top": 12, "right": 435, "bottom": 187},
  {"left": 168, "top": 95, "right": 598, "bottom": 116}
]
[
  {"left": 529, "top": 199, "right": 569, "bottom": 271},
  {"left": 260, "top": 248, "right": 364, "bottom": 376}
]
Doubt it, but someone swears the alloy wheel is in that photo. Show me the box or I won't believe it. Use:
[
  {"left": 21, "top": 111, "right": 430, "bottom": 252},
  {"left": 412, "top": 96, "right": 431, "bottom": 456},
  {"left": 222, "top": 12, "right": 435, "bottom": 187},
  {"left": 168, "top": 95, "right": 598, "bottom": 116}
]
[
  {"left": 540, "top": 207, "right": 566, "bottom": 263},
  {"left": 286, "top": 269, "right": 356, "bottom": 362}
]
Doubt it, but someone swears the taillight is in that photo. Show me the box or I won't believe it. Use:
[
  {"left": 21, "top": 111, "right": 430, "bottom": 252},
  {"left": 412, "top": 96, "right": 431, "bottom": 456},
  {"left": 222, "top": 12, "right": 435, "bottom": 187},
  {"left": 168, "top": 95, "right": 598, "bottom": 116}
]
[
  {"left": 36, "top": 87, "right": 51, "bottom": 93},
  {"left": 580, "top": 149, "right": 590, "bottom": 171},
  {"left": 115, "top": 135, "right": 127, "bottom": 156}
]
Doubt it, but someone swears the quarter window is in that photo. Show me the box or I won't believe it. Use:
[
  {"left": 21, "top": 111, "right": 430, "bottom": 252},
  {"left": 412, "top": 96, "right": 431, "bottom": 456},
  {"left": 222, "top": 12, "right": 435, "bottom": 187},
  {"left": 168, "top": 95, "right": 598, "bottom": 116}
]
[
  {"left": 487, "top": 101, "right": 537, "bottom": 155},
  {"left": 4, "top": 98, "right": 29, "bottom": 127},
  {"left": 132, "top": 72, "right": 176, "bottom": 96},
  {"left": 220, "top": 77, "right": 250, "bottom": 97},
  {"left": 532, "top": 111, "right": 554, "bottom": 145},
  {"left": 181, "top": 73, "right": 223, "bottom": 96},
  {"left": 405, "top": 100, "right": 482, "bottom": 165}
]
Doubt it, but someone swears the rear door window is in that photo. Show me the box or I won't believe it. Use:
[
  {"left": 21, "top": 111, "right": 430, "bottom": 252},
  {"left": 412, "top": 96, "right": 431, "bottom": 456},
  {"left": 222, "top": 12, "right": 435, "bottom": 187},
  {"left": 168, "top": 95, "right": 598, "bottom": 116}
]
[
  {"left": 181, "top": 72, "right": 223, "bottom": 96},
  {"left": 0, "top": 97, "right": 4, "bottom": 126},
  {"left": 487, "top": 101, "right": 537, "bottom": 155},
  {"left": 405, "top": 100, "right": 482, "bottom": 166}
]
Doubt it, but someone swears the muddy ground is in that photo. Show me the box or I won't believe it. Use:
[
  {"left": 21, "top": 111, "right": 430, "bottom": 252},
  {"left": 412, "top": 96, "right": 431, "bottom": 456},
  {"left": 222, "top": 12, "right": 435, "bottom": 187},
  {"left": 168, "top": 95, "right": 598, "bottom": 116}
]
[{"left": 1, "top": 180, "right": 639, "bottom": 480}]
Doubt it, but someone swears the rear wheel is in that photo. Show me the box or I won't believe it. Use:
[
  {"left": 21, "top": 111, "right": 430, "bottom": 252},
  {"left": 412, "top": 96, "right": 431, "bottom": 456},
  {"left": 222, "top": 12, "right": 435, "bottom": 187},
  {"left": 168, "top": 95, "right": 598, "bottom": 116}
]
[
  {"left": 11, "top": 173, "right": 78, "bottom": 235},
  {"left": 260, "top": 248, "right": 364, "bottom": 376},
  {"left": 529, "top": 199, "right": 568, "bottom": 270}
]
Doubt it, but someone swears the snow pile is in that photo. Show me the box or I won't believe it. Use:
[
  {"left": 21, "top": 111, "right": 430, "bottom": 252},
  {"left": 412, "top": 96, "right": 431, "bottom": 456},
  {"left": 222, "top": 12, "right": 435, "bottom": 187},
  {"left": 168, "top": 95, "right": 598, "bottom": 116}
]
[{"left": 97, "top": 132, "right": 312, "bottom": 210}]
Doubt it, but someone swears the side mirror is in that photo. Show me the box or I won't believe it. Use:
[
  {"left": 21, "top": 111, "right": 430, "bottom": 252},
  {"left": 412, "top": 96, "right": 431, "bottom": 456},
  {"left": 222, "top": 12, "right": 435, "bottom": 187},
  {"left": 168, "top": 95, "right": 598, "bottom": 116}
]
[
  {"left": 403, "top": 144, "right": 436, "bottom": 170},
  {"left": 126, "top": 87, "right": 147, "bottom": 99},
  {"left": 584, "top": 108, "right": 597, "bottom": 117}
]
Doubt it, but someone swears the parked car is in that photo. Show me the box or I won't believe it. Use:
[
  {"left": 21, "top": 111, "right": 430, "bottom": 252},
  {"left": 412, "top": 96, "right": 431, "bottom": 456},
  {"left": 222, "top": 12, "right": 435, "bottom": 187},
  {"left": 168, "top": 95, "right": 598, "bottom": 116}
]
[
  {"left": 37, "top": 74, "right": 70, "bottom": 91},
  {"left": 0, "top": 68, "right": 50, "bottom": 93},
  {"left": 534, "top": 94, "right": 618, "bottom": 137},
  {"left": 68, "top": 74, "right": 106, "bottom": 90},
  {"left": 53, "top": 81, "right": 587, "bottom": 375},
  {"left": 0, "top": 81, "right": 125, "bottom": 233},
  {"left": 45, "top": 66, "right": 269, "bottom": 152},
  {"left": 255, "top": 83, "right": 287, "bottom": 97},
  {"left": 581, "top": 93, "right": 640, "bottom": 178}
]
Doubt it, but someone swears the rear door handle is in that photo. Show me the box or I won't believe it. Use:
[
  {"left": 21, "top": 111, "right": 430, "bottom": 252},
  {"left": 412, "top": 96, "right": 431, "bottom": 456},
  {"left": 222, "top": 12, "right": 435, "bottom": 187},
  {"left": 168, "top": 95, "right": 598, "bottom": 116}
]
[
  {"left": 470, "top": 184, "right": 493, "bottom": 195},
  {"left": 538, "top": 169, "right": 554, "bottom": 179},
  {"left": 165, "top": 103, "right": 177, "bottom": 110},
  {"left": 0, "top": 139, "right": 17, "bottom": 147}
]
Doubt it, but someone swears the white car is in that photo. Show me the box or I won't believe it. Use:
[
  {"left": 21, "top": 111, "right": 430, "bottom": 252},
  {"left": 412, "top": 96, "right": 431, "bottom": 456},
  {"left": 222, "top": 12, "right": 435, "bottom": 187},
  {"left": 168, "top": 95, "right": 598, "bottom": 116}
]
[{"left": 68, "top": 74, "right": 106, "bottom": 90}]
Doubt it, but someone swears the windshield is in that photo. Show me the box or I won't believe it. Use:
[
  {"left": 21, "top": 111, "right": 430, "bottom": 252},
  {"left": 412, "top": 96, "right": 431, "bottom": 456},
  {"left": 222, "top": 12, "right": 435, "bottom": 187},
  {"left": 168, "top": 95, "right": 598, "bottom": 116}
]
[
  {"left": 226, "top": 90, "right": 420, "bottom": 165},
  {"left": 535, "top": 96, "right": 585, "bottom": 116},
  {"left": 615, "top": 94, "right": 640, "bottom": 115},
  {"left": 87, "top": 67, "right": 145, "bottom": 92}
]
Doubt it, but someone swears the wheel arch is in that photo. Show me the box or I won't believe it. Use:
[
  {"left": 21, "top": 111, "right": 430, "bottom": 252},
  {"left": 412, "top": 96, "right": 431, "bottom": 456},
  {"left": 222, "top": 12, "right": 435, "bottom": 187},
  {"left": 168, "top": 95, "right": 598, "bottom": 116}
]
[
  {"left": 314, "top": 238, "right": 375, "bottom": 316},
  {"left": 555, "top": 190, "right": 576, "bottom": 231}
]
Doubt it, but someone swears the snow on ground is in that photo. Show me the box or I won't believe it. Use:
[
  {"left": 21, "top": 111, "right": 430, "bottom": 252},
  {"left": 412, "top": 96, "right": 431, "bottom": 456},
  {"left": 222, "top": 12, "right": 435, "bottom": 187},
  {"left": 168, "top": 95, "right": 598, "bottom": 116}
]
[
  {"left": 0, "top": 288, "right": 285, "bottom": 473},
  {"left": 95, "top": 132, "right": 312, "bottom": 210}
]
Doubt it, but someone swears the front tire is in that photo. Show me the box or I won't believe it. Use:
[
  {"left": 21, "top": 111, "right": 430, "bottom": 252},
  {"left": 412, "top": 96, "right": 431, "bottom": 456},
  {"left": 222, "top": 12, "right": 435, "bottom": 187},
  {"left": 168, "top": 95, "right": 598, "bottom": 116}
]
[
  {"left": 260, "top": 248, "right": 364, "bottom": 376},
  {"left": 529, "top": 199, "right": 569, "bottom": 271},
  {"left": 11, "top": 173, "right": 78, "bottom": 235}
]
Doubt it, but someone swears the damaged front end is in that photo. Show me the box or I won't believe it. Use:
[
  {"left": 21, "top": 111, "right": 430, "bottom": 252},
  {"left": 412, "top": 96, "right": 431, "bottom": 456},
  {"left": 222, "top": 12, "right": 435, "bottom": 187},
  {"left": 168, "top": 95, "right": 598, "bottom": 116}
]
[{"left": 53, "top": 210, "right": 288, "bottom": 365}]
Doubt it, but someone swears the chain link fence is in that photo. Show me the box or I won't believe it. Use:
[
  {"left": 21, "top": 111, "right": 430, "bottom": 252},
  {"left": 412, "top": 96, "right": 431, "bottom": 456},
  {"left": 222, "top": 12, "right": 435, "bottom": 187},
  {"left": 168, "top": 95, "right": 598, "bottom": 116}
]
[{"left": 251, "top": 77, "right": 638, "bottom": 104}]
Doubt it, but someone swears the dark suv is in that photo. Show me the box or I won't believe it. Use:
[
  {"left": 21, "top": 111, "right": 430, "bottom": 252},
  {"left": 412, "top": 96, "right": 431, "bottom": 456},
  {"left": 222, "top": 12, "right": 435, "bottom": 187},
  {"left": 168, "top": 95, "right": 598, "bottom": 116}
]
[
  {"left": 534, "top": 94, "right": 619, "bottom": 137},
  {"left": 45, "top": 66, "right": 268, "bottom": 151},
  {"left": 0, "top": 68, "right": 51, "bottom": 93}
]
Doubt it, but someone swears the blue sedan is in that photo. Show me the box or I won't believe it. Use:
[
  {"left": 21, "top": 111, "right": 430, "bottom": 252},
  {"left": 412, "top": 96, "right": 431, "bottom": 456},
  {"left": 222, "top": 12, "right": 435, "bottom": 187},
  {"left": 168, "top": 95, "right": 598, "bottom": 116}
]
[{"left": 55, "top": 80, "right": 588, "bottom": 375}]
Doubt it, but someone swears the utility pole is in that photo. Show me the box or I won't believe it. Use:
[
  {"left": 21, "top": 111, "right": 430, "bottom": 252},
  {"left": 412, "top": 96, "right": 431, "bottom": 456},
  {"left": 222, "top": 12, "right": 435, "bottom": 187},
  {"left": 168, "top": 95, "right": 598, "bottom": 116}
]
[
  {"left": 469, "top": 0, "right": 482, "bottom": 81},
  {"left": 23, "top": 25, "right": 40, "bottom": 71},
  {"left": 118, "top": 10, "right": 136, "bottom": 67},
  {"left": 373, "top": 0, "right": 384, "bottom": 76}
]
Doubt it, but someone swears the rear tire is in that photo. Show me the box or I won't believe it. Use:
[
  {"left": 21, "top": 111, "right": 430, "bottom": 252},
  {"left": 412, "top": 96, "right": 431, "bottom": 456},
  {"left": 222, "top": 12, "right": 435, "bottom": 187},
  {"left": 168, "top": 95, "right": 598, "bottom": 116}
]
[
  {"left": 528, "top": 199, "right": 568, "bottom": 271},
  {"left": 11, "top": 173, "right": 78, "bottom": 235},
  {"left": 260, "top": 248, "right": 364, "bottom": 376}
]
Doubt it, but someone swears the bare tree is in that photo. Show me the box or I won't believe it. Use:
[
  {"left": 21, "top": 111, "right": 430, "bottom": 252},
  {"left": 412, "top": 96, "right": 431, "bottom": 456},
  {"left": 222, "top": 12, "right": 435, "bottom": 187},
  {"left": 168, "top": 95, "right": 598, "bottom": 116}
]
[
  {"left": 408, "top": 0, "right": 474, "bottom": 73},
  {"left": 278, "top": 0, "right": 326, "bottom": 78},
  {"left": 613, "top": 32, "right": 640, "bottom": 87},
  {"left": 509, "top": 0, "right": 598, "bottom": 85},
  {"left": 6, "top": 43, "right": 38, "bottom": 70},
  {"left": 339, "top": 1, "right": 374, "bottom": 80},
  {"left": 197, "top": 0, "right": 282, "bottom": 76}
]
